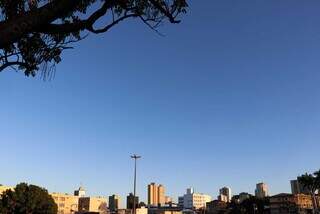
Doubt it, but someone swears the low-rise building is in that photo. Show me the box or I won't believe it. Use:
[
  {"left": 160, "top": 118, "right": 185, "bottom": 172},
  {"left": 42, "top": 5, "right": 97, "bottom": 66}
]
[
  {"left": 165, "top": 196, "right": 173, "bottom": 204},
  {"left": 206, "top": 200, "right": 227, "bottom": 214},
  {"left": 79, "top": 197, "right": 108, "bottom": 214},
  {"left": 116, "top": 207, "right": 147, "bottom": 214},
  {"left": 51, "top": 193, "right": 79, "bottom": 214},
  {"left": 269, "top": 193, "right": 313, "bottom": 214},
  {"left": 181, "top": 188, "right": 211, "bottom": 209},
  {"left": 148, "top": 207, "right": 182, "bottom": 214}
]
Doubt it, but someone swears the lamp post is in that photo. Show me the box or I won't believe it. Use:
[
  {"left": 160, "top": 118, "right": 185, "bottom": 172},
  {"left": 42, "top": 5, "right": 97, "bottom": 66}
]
[{"left": 131, "top": 154, "right": 141, "bottom": 214}]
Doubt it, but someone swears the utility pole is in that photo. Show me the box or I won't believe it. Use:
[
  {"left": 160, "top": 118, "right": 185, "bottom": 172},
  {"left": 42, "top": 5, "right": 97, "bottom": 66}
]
[{"left": 131, "top": 154, "right": 141, "bottom": 214}]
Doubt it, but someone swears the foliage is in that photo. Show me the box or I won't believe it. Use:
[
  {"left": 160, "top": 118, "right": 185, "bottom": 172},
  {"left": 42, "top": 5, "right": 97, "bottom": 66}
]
[
  {"left": 0, "top": 0, "right": 188, "bottom": 78},
  {"left": 298, "top": 169, "right": 320, "bottom": 213},
  {"left": 0, "top": 183, "right": 58, "bottom": 214},
  {"left": 228, "top": 196, "right": 269, "bottom": 214}
]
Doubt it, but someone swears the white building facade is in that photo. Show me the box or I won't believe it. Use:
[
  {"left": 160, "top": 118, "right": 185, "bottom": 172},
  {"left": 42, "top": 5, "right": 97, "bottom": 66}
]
[{"left": 181, "top": 188, "right": 211, "bottom": 209}]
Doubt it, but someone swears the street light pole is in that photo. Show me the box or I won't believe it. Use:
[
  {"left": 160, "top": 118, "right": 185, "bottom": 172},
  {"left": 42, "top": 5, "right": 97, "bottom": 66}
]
[{"left": 131, "top": 154, "right": 141, "bottom": 214}]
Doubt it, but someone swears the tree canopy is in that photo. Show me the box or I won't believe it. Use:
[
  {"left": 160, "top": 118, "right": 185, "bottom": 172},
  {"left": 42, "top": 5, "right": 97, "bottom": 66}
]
[
  {"left": 0, "top": 0, "right": 188, "bottom": 78},
  {"left": 298, "top": 169, "right": 320, "bottom": 213},
  {"left": 0, "top": 183, "right": 58, "bottom": 214}
]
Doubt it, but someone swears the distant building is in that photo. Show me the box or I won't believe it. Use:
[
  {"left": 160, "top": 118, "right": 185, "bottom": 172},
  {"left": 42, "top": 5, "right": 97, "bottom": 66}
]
[
  {"left": 180, "top": 188, "right": 211, "bottom": 209},
  {"left": 269, "top": 193, "right": 315, "bottom": 214},
  {"left": 148, "top": 183, "right": 166, "bottom": 206},
  {"left": 74, "top": 186, "right": 86, "bottom": 197},
  {"left": 218, "top": 187, "right": 231, "bottom": 203},
  {"left": 148, "top": 207, "right": 182, "bottom": 214},
  {"left": 148, "top": 183, "right": 159, "bottom": 206},
  {"left": 127, "top": 193, "right": 139, "bottom": 209},
  {"left": 255, "top": 183, "right": 268, "bottom": 198},
  {"left": 178, "top": 197, "right": 184, "bottom": 208},
  {"left": 109, "top": 195, "right": 121, "bottom": 211},
  {"left": 117, "top": 209, "right": 132, "bottom": 214},
  {"left": 78, "top": 197, "right": 108, "bottom": 214},
  {"left": 51, "top": 193, "right": 79, "bottom": 214},
  {"left": 158, "top": 185, "right": 165, "bottom": 205},
  {"left": 291, "top": 180, "right": 309, "bottom": 195},
  {"left": 206, "top": 200, "right": 228, "bottom": 214},
  {"left": 165, "top": 196, "right": 173, "bottom": 204},
  {"left": 136, "top": 207, "right": 148, "bottom": 214}
]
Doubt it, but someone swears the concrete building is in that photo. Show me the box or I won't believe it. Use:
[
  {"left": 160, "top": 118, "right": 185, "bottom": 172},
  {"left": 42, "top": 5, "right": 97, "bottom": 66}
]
[
  {"left": 158, "top": 185, "right": 165, "bottom": 205},
  {"left": 255, "top": 183, "right": 268, "bottom": 199},
  {"left": 109, "top": 195, "right": 121, "bottom": 211},
  {"left": 291, "top": 180, "right": 309, "bottom": 195},
  {"left": 218, "top": 187, "right": 231, "bottom": 203},
  {"left": 51, "top": 193, "right": 79, "bottom": 214},
  {"left": 74, "top": 186, "right": 86, "bottom": 197},
  {"left": 148, "top": 183, "right": 159, "bottom": 206},
  {"left": 148, "top": 183, "right": 166, "bottom": 206},
  {"left": 269, "top": 193, "right": 315, "bottom": 214},
  {"left": 116, "top": 207, "right": 146, "bottom": 214},
  {"left": 181, "top": 188, "right": 211, "bottom": 209},
  {"left": 178, "top": 197, "right": 184, "bottom": 208},
  {"left": 136, "top": 207, "right": 148, "bottom": 214},
  {"left": 206, "top": 200, "right": 228, "bottom": 214},
  {"left": 78, "top": 197, "right": 108, "bottom": 214},
  {"left": 165, "top": 196, "right": 173, "bottom": 204},
  {"left": 127, "top": 193, "right": 139, "bottom": 209},
  {"left": 117, "top": 209, "right": 132, "bottom": 214},
  {"left": 148, "top": 207, "right": 182, "bottom": 214}
]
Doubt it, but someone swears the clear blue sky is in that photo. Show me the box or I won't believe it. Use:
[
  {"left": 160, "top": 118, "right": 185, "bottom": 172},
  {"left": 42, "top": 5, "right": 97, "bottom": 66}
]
[{"left": 1, "top": 0, "right": 320, "bottom": 205}]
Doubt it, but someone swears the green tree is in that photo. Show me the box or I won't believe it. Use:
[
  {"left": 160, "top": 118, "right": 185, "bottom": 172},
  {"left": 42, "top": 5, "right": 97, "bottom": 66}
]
[
  {"left": 298, "top": 170, "right": 320, "bottom": 214},
  {"left": 0, "top": 183, "right": 58, "bottom": 214},
  {"left": 228, "top": 196, "right": 269, "bottom": 214},
  {"left": 0, "top": 0, "right": 188, "bottom": 77}
]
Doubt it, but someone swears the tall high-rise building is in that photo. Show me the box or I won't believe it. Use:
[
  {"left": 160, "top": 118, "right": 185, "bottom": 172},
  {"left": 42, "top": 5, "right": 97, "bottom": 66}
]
[
  {"left": 148, "top": 183, "right": 159, "bottom": 206},
  {"left": 255, "top": 183, "right": 268, "bottom": 198},
  {"left": 219, "top": 187, "right": 232, "bottom": 203},
  {"left": 148, "top": 183, "right": 166, "bottom": 206},
  {"left": 291, "top": 179, "right": 309, "bottom": 194},
  {"left": 158, "top": 185, "right": 165, "bottom": 205},
  {"left": 109, "top": 194, "right": 121, "bottom": 211},
  {"left": 127, "top": 193, "right": 139, "bottom": 209}
]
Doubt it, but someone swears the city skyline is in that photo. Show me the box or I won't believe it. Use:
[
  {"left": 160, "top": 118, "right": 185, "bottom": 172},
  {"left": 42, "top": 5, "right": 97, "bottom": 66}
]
[
  {"left": 0, "top": 174, "right": 306, "bottom": 208},
  {"left": 1, "top": 0, "right": 320, "bottom": 208}
]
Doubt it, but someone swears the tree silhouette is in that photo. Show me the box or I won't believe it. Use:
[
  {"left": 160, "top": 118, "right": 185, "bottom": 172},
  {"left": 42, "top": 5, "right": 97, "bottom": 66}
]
[
  {"left": 298, "top": 170, "right": 320, "bottom": 214},
  {"left": 0, "top": 183, "right": 57, "bottom": 214},
  {"left": 0, "top": 0, "right": 188, "bottom": 77}
]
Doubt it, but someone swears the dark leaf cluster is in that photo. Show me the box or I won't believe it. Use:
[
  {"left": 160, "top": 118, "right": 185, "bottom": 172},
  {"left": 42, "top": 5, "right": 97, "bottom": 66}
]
[{"left": 0, "top": 0, "right": 188, "bottom": 78}]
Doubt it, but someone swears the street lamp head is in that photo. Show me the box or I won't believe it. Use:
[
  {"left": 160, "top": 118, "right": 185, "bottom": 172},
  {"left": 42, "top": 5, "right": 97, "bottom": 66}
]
[{"left": 131, "top": 154, "right": 141, "bottom": 159}]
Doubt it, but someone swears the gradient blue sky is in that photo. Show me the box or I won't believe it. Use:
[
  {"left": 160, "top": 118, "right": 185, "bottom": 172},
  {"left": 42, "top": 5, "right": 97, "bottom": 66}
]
[{"left": 1, "top": 0, "right": 320, "bottom": 205}]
